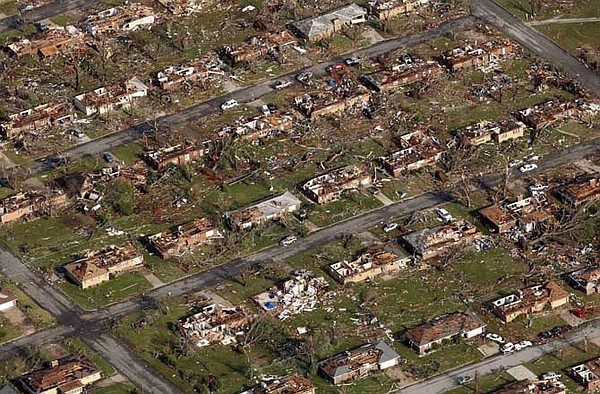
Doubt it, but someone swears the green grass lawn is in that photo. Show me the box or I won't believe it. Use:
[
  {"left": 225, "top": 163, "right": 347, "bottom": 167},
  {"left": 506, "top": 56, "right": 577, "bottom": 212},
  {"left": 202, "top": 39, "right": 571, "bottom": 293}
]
[
  {"left": 63, "top": 337, "right": 117, "bottom": 377},
  {"left": 0, "top": 314, "right": 21, "bottom": 344},
  {"left": 91, "top": 383, "right": 137, "bottom": 394},
  {"left": 6, "top": 285, "right": 56, "bottom": 330},
  {"left": 446, "top": 372, "right": 515, "bottom": 394}
]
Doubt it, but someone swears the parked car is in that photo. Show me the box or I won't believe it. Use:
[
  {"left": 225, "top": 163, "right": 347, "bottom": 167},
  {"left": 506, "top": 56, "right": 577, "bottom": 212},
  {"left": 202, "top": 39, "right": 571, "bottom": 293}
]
[
  {"left": 500, "top": 342, "right": 515, "bottom": 353},
  {"left": 102, "top": 152, "right": 115, "bottom": 163},
  {"left": 273, "top": 80, "right": 292, "bottom": 90},
  {"left": 397, "top": 190, "right": 408, "bottom": 199},
  {"left": 72, "top": 128, "right": 85, "bottom": 138},
  {"left": 457, "top": 376, "right": 473, "bottom": 385},
  {"left": 435, "top": 208, "right": 454, "bottom": 223},
  {"left": 572, "top": 307, "right": 586, "bottom": 319},
  {"left": 383, "top": 223, "right": 398, "bottom": 233},
  {"left": 541, "top": 372, "right": 561, "bottom": 381},
  {"left": 519, "top": 163, "right": 538, "bottom": 173},
  {"left": 280, "top": 236, "right": 297, "bottom": 246},
  {"left": 538, "top": 330, "right": 555, "bottom": 341},
  {"left": 221, "top": 99, "right": 239, "bottom": 110},
  {"left": 485, "top": 333, "right": 505, "bottom": 344},
  {"left": 525, "top": 153, "right": 540, "bottom": 161},
  {"left": 515, "top": 340, "right": 533, "bottom": 351},
  {"left": 551, "top": 325, "right": 573, "bottom": 336},
  {"left": 295, "top": 71, "right": 313, "bottom": 82},
  {"left": 509, "top": 159, "right": 523, "bottom": 167},
  {"left": 344, "top": 57, "right": 360, "bottom": 66},
  {"left": 326, "top": 63, "right": 345, "bottom": 73}
]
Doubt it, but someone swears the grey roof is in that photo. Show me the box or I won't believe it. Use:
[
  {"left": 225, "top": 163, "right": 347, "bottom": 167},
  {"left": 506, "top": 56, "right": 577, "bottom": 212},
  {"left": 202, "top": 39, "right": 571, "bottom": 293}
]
[
  {"left": 291, "top": 4, "right": 366, "bottom": 39},
  {"left": 374, "top": 341, "right": 400, "bottom": 364}
]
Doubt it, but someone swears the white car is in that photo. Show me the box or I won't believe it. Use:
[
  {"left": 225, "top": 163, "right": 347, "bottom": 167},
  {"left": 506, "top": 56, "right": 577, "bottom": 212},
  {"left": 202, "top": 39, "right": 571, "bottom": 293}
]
[
  {"left": 500, "top": 342, "right": 515, "bottom": 353},
  {"left": 485, "top": 333, "right": 505, "bottom": 344},
  {"left": 509, "top": 159, "right": 523, "bottom": 167},
  {"left": 273, "top": 80, "right": 292, "bottom": 90},
  {"left": 221, "top": 99, "right": 239, "bottom": 110},
  {"left": 435, "top": 208, "right": 454, "bottom": 223},
  {"left": 383, "top": 223, "right": 398, "bottom": 233},
  {"left": 280, "top": 236, "right": 297, "bottom": 246},
  {"left": 541, "top": 372, "right": 561, "bottom": 381},
  {"left": 519, "top": 164, "right": 538, "bottom": 173},
  {"left": 525, "top": 153, "right": 540, "bottom": 162},
  {"left": 515, "top": 340, "right": 533, "bottom": 351}
]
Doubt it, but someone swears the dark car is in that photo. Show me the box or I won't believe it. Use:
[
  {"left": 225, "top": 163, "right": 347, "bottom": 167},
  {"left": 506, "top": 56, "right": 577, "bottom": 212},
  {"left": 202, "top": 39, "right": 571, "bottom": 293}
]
[
  {"left": 102, "top": 152, "right": 115, "bottom": 163},
  {"left": 551, "top": 325, "right": 573, "bottom": 336},
  {"left": 538, "top": 330, "right": 554, "bottom": 340}
]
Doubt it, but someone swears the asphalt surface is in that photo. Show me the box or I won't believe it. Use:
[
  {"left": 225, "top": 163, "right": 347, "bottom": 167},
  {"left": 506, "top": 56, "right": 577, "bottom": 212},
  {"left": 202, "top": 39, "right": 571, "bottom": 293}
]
[
  {"left": 471, "top": 0, "right": 600, "bottom": 97},
  {"left": 29, "top": 16, "right": 479, "bottom": 175},
  {"left": 0, "top": 0, "right": 90, "bottom": 32}
]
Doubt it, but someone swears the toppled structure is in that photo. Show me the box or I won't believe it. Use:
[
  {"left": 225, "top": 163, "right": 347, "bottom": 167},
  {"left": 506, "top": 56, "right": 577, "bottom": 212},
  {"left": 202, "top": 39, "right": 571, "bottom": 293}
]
[
  {"left": 144, "top": 142, "right": 210, "bottom": 170},
  {"left": 221, "top": 31, "right": 295, "bottom": 65},
  {"left": 158, "top": 0, "right": 212, "bottom": 16},
  {"left": 440, "top": 40, "right": 513, "bottom": 72},
  {"left": 328, "top": 243, "right": 411, "bottom": 284},
  {"left": 294, "top": 84, "right": 371, "bottom": 120},
  {"left": 458, "top": 119, "right": 526, "bottom": 146},
  {"left": 318, "top": 341, "right": 400, "bottom": 384},
  {"left": 402, "top": 220, "right": 482, "bottom": 260},
  {"left": 289, "top": 4, "right": 367, "bottom": 42},
  {"left": 361, "top": 55, "right": 444, "bottom": 93},
  {"left": 570, "top": 359, "right": 600, "bottom": 392},
  {"left": 5, "top": 23, "right": 85, "bottom": 58},
  {"left": 222, "top": 113, "right": 294, "bottom": 141},
  {"left": 240, "top": 375, "right": 316, "bottom": 394},
  {"left": 63, "top": 243, "right": 144, "bottom": 289},
  {"left": 0, "top": 101, "right": 74, "bottom": 139},
  {"left": 84, "top": 4, "right": 158, "bottom": 38},
  {"left": 493, "top": 380, "right": 566, "bottom": 394},
  {"left": 224, "top": 191, "right": 301, "bottom": 230},
  {"left": 405, "top": 311, "right": 486, "bottom": 354},
  {"left": 17, "top": 354, "right": 102, "bottom": 394},
  {"left": 555, "top": 174, "right": 600, "bottom": 207},
  {"left": 568, "top": 266, "right": 600, "bottom": 295},
  {"left": 156, "top": 54, "right": 224, "bottom": 91},
  {"left": 301, "top": 165, "right": 372, "bottom": 204},
  {"left": 490, "top": 281, "right": 569, "bottom": 323},
  {"left": 17, "top": 0, "right": 51, "bottom": 12},
  {"left": 177, "top": 303, "right": 256, "bottom": 347},
  {"left": 0, "top": 190, "right": 68, "bottom": 224},
  {"left": 479, "top": 196, "right": 555, "bottom": 235},
  {"left": 251, "top": 270, "right": 329, "bottom": 320},
  {"left": 73, "top": 77, "right": 148, "bottom": 116},
  {"left": 380, "top": 130, "right": 445, "bottom": 176},
  {"left": 0, "top": 288, "right": 17, "bottom": 311},
  {"left": 516, "top": 100, "right": 577, "bottom": 130},
  {"left": 366, "top": 0, "right": 430, "bottom": 20},
  {"left": 147, "top": 218, "right": 222, "bottom": 259}
]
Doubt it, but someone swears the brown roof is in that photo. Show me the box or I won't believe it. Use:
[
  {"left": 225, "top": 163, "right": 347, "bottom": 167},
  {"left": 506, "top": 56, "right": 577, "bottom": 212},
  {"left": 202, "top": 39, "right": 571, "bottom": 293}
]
[
  {"left": 0, "top": 288, "right": 17, "bottom": 305},
  {"left": 406, "top": 311, "right": 485, "bottom": 346},
  {"left": 18, "top": 354, "right": 100, "bottom": 393},
  {"left": 63, "top": 261, "right": 108, "bottom": 283}
]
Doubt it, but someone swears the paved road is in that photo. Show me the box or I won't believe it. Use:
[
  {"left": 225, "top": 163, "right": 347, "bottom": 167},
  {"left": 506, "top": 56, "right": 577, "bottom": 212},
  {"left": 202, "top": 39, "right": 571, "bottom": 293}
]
[
  {"left": 395, "top": 319, "right": 600, "bottom": 393},
  {"left": 29, "top": 16, "right": 479, "bottom": 175},
  {"left": 528, "top": 17, "right": 600, "bottom": 26},
  {"left": 0, "top": 0, "right": 90, "bottom": 32},
  {"left": 471, "top": 0, "right": 600, "bottom": 97}
]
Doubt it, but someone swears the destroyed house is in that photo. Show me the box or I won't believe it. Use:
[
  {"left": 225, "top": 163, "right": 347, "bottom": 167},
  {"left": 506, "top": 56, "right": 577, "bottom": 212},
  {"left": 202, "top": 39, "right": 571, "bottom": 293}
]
[
  {"left": 158, "top": 0, "right": 210, "bottom": 16},
  {"left": 251, "top": 270, "right": 329, "bottom": 320},
  {"left": 157, "top": 55, "right": 224, "bottom": 91},
  {"left": 516, "top": 100, "right": 577, "bottom": 130},
  {"left": 405, "top": 311, "right": 486, "bottom": 354},
  {"left": 361, "top": 57, "right": 443, "bottom": 93},
  {"left": 178, "top": 303, "right": 256, "bottom": 347},
  {"left": 440, "top": 40, "right": 513, "bottom": 72},
  {"left": 73, "top": 77, "right": 148, "bottom": 116},
  {"left": 5, "top": 25, "right": 85, "bottom": 58},
  {"left": 328, "top": 243, "right": 411, "bottom": 284},
  {"left": 0, "top": 190, "right": 67, "bottom": 224},
  {"left": 63, "top": 243, "right": 143, "bottom": 289},
  {"left": 18, "top": 0, "right": 52, "bottom": 12},
  {"left": 0, "top": 102, "right": 74, "bottom": 139},
  {"left": 490, "top": 281, "right": 569, "bottom": 323},
  {"left": 0, "top": 288, "right": 17, "bottom": 311},
  {"left": 147, "top": 218, "right": 221, "bottom": 259},
  {"left": 84, "top": 5, "right": 157, "bottom": 37},
  {"left": 225, "top": 191, "right": 301, "bottom": 230},
  {"left": 241, "top": 375, "right": 316, "bottom": 394},
  {"left": 380, "top": 130, "right": 445, "bottom": 176},
  {"left": 555, "top": 175, "right": 600, "bottom": 206},
  {"left": 366, "top": 0, "right": 430, "bottom": 20},
  {"left": 18, "top": 354, "right": 102, "bottom": 394},
  {"left": 221, "top": 31, "right": 295, "bottom": 65},
  {"left": 144, "top": 142, "right": 209, "bottom": 170},
  {"left": 318, "top": 341, "right": 400, "bottom": 384},
  {"left": 402, "top": 220, "right": 481, "bottom": 260},
  {"left": 229, "top": 114, "right": 294, "bottom": 141},
  {"left": 568, "top": 266, "right": 600, "bottom": 295},
  {"left": 289, "top": 4, "right": 366, "bottom": 42},
  {"left": 294, "top": 85, "right": 371, "bottom": 120},
  {"left": 458, "top": 119, "right": 526, "bottom": 146},
  {"left": 493, "top": 380, "right": 567, "bottom": 394},
  {"left": 570, "top": 359, "right": 600, "bottom": 392},
  {"left": 301, "top": 165, "right": 372, "bottom": 204},
  {"left": 479, "top": 196, "right": 554, "bottom": 234}
]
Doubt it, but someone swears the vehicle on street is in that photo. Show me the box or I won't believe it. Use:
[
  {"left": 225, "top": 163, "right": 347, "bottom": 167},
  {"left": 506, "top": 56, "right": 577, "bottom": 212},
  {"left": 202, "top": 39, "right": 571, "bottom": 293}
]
[
  {"left": 273, "top": 80, "right": 292, "bottom": 90},
  {"left": 500, "top": 342, "right": 515, "bottom": 353},
  {"left": 509, "top": 159, "right": 523, "bottom": 167},
  {"left": 457, "top": 376, "right": 473, "bottom": 385},
  {"left": 572, "top": 307, "right": 586, "bottom": 319},
  {"left": 344, "top": 57, "right": 360, "bottom": 66},
  {"left": 515, "top": 340, "right": 532, "bottom": 351},
  {"left": 519, "top": 163, "right": 538, "bottom": 173},
  {"left": 540, "top": 372, "right": 561, "bottom": 381},
  {"left": 280, "top": 236, "right": 297, "bottom": 246},
  {"left": 538, "top": 330, "right": 555, "bottom": 340},
  {"left": 295, "top": 71, "right": 313, "bottom": 82},
  {"left": 102, "top": 152, "right": 115, "bottom": 163},
  {"left": 383, "top": 223, "right": 398, "bottom": 233},
  {"left": 326, "top": 63, "right": 345, "bottom": 73},
  {"left": 525, "top": 153, "right": 540, "bottom": 161},
  {"left": 221, "top": 99, "right": 239, "bottom": 110},
  {"left": 485, "top": 333, "right": 505, "bottom": 344},
  {"left": 551, "top": 325, "right": 573, "bottom": 336}
]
